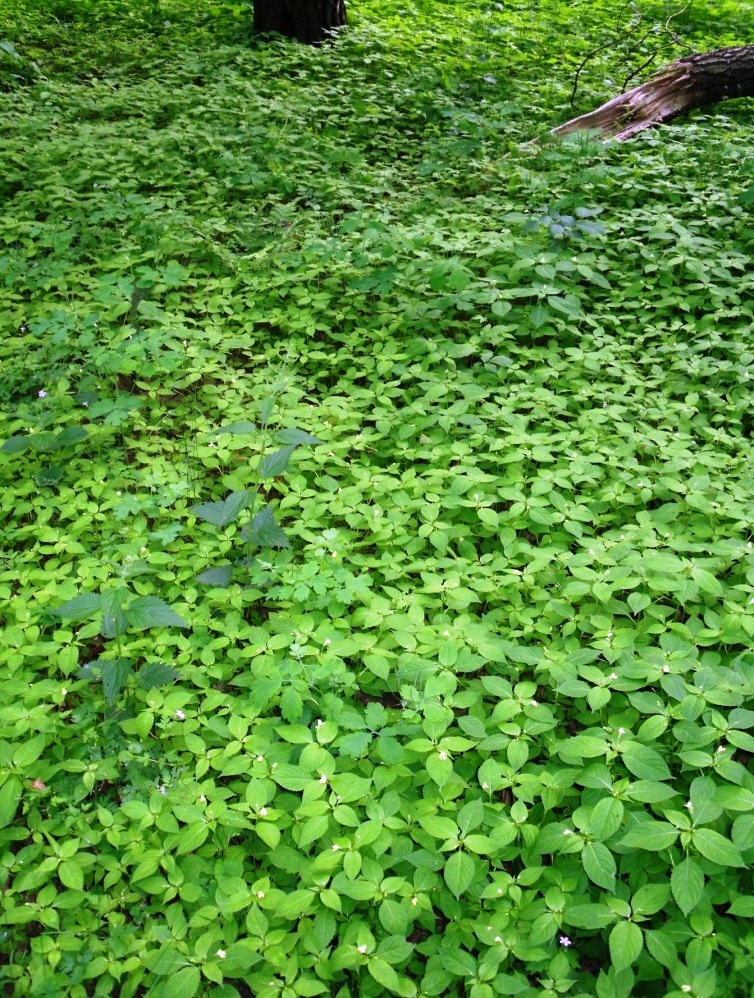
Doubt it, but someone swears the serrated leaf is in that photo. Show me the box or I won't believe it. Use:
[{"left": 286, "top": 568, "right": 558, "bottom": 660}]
[
  {"left": 275, "top": 427, "right": 322, "bottom": 446},
  {"left": 99, "top": 658, "right": 133, "bottom": 704},
  {"left": 57, "top": 426, "right": 88, "bottom": 447},
  {"left": 101, "top": 588, "right": 128, "bottom": 638},
  {"left": 260, "top": 444, "right": 296, "bottom": 478},
  {"left": 620, "top": 742, "right": 671, "bottom": 780},
  {"left": 196, "top": 565, "right": 234, "bottom": 587},
  {"left": 367, "top": 956, "right": 403, "bottom": 994},
  {"left": 671, "top": 857, "right": 704, "bottom": 915},
  {"left": 582, "top": 841, "right": 616, "bottom": 890},
  {"left": 244, "top": 504, "right": 290, "bottom": 549},
  {"left": 444, "top": 851, "right": 475, "bottom": 897},
  {"left": 1, "top": 435, "right": 30, "bottom": 454},
  {"left": 126, "top": 596, "right": 189, "bottom": 630},
  {"left": 59, "top": 860, "right": 84, "bottom": 892},
  {"left": 692, "top": 828, "right": 745, "bottom": 867},
  {"left": 589, "top": 797, "right": 624, "bottom": 840},
  {"left": 50, "top": 593, "right": 102, "bottom": 620},
  {"left": 728, "top": 896, "right": 754, "bottom": 916},
  {"left": 620, "top": 821, "right": 678, "bottom": 851},
  {"left": 631, "top": 884, "right": 670, "bottom": 916},
  {"left": 137, "top": 662, "right": 180, "bottom": 690},
  {"left": 161, "top": 965, "right": 201, "bottom": 998},
  {"left": 191, "top": 489, "right": 251, "bottom": 526},
  {"left": 609, "top": 921, "right": 643, "bottom": 971}
]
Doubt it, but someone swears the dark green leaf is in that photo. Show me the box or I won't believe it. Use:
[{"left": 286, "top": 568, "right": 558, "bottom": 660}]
[
  {"left": 126, "top": 596, "right": 189, "bottom": 630},
  {"left": 260, "top": 444, "right": 296, "bottom": 478}
]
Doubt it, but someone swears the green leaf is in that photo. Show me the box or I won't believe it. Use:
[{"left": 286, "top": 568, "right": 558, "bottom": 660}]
[
  {"left": 101, "top": 588, "right": 128, "bottom": 638},
  {"left": 59, "top": 860, "right": 84, "bottom": 892},
  {"left": 196, "top": 565, "right": 234, "bottom": 587},
  {"left": 620, "top": 821, "right": 678, "bottom": 851},
  {"left": 191, "top": 489, "right": 251, "bottom": 526},
  {"left": 260, "top": 444, "right": 297, "bottom": 478},
  {"left": 444, "top": 851, "right": 475, "bottom": 897},
  {"left": 126, "top": 596, "right": 189, "bottom": 630},
  {"left": 243, "top": 504, "right": 290, "bottom": 549},
  {"left": 368, "top": 956, "right": 403, "bottom": 994},
  {"left": 160, "top": 966, "right": 201, "bottom": 998},
  {"left": 276, "top": 427, "right": 322, "bottom": 446},
  {"left": 582, "top": 841, "right": 616, "bottom": 890},
  {"left": 137, "top": 662, "right": 180, "bottom": 690},
  {"left": 671, "top": 857, "right": 704, "bottom": 916},
  {"left": 1, "top": 435, "right": 30, "bottom": 454},
  {"left": 631, "top": 883, "right": 670, "bottom": 916},
  {"left": 57, "top": 426, "right": 88, "bottom": 447},
  {"left": 728, "top": 896, "right": 754, "bottom": 916},
  {"left": 609, "top": 921, "right": 643, "bottom": 971},
  {"left": 692, "top": 828, "right": 745, "bottom": 867},
  {"left": 0, "top": 776, "right": 23, "bottom": 828},
  {"left": 589, "top": 797, "right": 624, "bottom": 841},
  {"left": 50, "top": 593, "right": 102, "bottom": 620},
  {"left": 620, "top": 742, "right": 671, "bottom": 780},
  {"left": 217, "top": 421, "right": 257, "bottom": 435},
  {"left": 562, "top": 903, "right": 615, "bottom": 929},
  {"left": 82, "top": 658, "right": 132, "bottom": 704}
]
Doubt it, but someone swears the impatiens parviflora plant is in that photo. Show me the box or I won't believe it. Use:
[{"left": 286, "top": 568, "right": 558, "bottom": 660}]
[
  {"left": 51, "top": 556, "right": 188, "bottom": 704},
  {"left": 189, "top": 386, "right": 322, "bottom": 588}
]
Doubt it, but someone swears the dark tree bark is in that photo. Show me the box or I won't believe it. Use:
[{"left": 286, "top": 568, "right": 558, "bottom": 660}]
[
  {"left": 554, "top": 46, "right": 754, "bottom": 140},
  {"left": 254, "top": 0, "right": 346, "bottom": 44}
]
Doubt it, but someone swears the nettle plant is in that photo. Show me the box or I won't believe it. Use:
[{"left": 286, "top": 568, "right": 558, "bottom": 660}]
[
  {"left": 51, "top": 556, "right": 189, "bottom": 706},
  {"left": 190, "top": 383, "right": 321, "bottom": 588}
]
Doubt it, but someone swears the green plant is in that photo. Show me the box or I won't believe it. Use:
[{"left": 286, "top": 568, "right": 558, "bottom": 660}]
[
  {"left": 190, "top": 381, "right": 322, "bottom": 588},
  {"left": 51, "top": 556, "right": 188, "bottom": 704}
]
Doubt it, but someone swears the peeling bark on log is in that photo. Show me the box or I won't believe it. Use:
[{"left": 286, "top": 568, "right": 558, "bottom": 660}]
[
  {"left": 554, "top": 46, "right": 754, "bottom": 140},
  {"left": 254, "top": 0, "right": 346, "bottom": 44}
]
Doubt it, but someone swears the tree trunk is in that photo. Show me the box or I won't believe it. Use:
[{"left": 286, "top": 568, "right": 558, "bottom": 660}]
[
  {"left": 553, "top": 46, "right": 754, "bottom": 141},
  {"left": 254, "top": 0, "right": 346, "bottom": 44}
]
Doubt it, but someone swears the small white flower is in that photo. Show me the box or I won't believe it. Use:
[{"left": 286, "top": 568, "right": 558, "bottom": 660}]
[
  {"left": 259, "top": 807, "right": 267, "bottom": 817},
  {"left": 316, "top": 719, "right": 324, "bottom": 728},
  {"left": 38, "top": 390, "right": 47, "bottom": 398},
  {"left": 158, "top": 785, "right": 167, "bottom": 796},
  {"left": 609, "top": 673, "right": 617, "bottom": 680},
  {"left": 256, "top": 755, "right": 264, "bottom": 762},
  {"left": 681, "top": 987, "right": 692, "bottom": 994},
  {"left": 319, "top": 774, "right": 328, "bottom": 784},
  {"left": 438, "top": 750, "right": 448, "bottom": 761},
  {"left": 332, "top": 844, "right": 340, "bottom": 851},
  {"left": 562, "top": 829, "right": 573, "bottom": 836},
  {"left": 560, "top": 935, "right": 572, "bottom": 947},
  {"left": 216, "top": 949, "right": 226, "bottom": 959},
  {"left": 663, "top": 666, "right": 670, "bottom": 673},
  {"left": 685, "top": 801, "right": 693, "bottom": 811},
  {"left": 411, "top": 896, "right": 418, "bottom": 906},
  {"left": 174, "top": 709, "right": 186, "bottom": 721},
  {"left": 617, "top": 728, "right": 626, "bottom": 736},
  {"left": 256, "top": 891, "right": 265, "bottom": 899},
  {"left": 357, "top": 945, "right": 368, "bottom": 954}
]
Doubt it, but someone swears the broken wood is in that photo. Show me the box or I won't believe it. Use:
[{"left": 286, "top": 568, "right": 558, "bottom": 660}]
[{"left": 554, "top": 46, "right": 754, "bottom": 140}]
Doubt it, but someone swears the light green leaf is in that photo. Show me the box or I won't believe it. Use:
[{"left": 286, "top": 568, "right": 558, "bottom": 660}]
[
  {"left": 191, "top": 489, "right": 251, "bottom": 526},
  {"left": 620, "top": 821, "right": 678, "bottom": 851},
  {"left": 620, "top": 742, "right": 671, "bottom": 780},
  {"left": 0, "top": 776, "right": 23, "bottom": 828},
  {"left": 582, "top": 841, "right": 616, "bottom": 890},
  {"left": 589, "top": 797, "right": 624, "bottom": 841},
  {"left": 671, "top": 857, "right": 704, "bottom": 916},
  {"left": 609, "top": 921, "right": 643, "bottom": 971},
  {"left": 159, "top": 966, "right": 201, "bottom": 998},
  {"left": 444, "top": 851, "right": 475, "bottom": 897},
  {"left": 692, "top": 828, "right": 745, "bottom": 867}
]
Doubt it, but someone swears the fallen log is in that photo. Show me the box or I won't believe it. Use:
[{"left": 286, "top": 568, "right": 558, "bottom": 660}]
[{"left": 553, "top": 46, "right": 754, "bottom": 140}]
